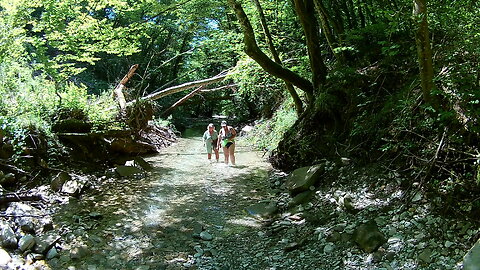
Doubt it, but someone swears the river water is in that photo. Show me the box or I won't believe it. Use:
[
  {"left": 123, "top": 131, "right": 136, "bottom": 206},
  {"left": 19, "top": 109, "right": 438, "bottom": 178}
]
[{"left": 50, "top": 128, "right": 273, "bottom": 269}]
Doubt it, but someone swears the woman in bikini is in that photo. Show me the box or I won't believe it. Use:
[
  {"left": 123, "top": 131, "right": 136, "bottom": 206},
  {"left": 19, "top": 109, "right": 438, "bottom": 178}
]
[
  {"left": 202, "top": 123, "right": 219, "bottom": 162},
  {"left": 218, "top": 120, "right": 236, "bottom": 165}
]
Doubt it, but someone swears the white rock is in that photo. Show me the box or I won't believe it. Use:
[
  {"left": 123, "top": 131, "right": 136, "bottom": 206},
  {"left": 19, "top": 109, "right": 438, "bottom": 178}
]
[{"left": 0, "top": 248, "right": 11, "bottom": 266}]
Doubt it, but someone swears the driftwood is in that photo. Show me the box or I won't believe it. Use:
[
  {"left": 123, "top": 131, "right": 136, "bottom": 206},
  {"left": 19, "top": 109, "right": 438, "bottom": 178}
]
[
  {"left": 141, "top": 70, "right": 229, "bottom": 102},
  {"left": 162, "top": 86, "right": 204, "bottom": 117},
  {"left": 0, "top": 193, "right": 43, "bottom": 204},
  {"left": 114, "top": 64, "right": 139, "bottom": 111},
  {"left": 161, "top": 84, "right": 237, "bottom": 116}
]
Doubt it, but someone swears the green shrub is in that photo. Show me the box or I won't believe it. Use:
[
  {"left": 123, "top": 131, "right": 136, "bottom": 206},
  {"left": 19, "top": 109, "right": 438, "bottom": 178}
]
[{"left": 244, "top": 98, "right": 297, "bottom": 153}]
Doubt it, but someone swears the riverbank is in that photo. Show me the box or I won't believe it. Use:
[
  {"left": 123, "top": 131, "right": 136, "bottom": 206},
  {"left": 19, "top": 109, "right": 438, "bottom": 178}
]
[{"left": 1, "top": 130, "right": 477, "bottom": 269}]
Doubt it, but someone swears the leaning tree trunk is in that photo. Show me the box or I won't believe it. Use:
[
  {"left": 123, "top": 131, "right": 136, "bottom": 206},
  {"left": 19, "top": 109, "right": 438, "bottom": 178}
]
[
  {"left": 413, "top": 0, "right": 436, "bottom": 107},
  {"left": 251, "top": 0, "right": 304, "bottom": 115},
  {"left": 227, "top": 0, "right": 315, "bottom": 102}
]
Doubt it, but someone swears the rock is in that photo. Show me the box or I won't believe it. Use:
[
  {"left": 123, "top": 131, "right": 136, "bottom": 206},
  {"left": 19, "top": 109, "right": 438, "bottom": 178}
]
[
  {"left": 61, "top": 175, "right": 89, "bottom": 196},
  {"left": 19, "top": 234, "right": 36, "bottom": 252},
  {"left": 200, "top": 231, "right": 213, "bottom": 241},
  {"left": 115, "top": 166, "right": 143, "bottom": 177},
  {"left": 418, "top": 248, "right": 432, "bottom": 264},
  {"left": 352, "top": 220, "right": 387, "bottom": 253},
  {"left": 246, "top": 201, "right": 278, "bottom": 218},
  {"left": 70, "top": 245, "right": 89, "bottom": 259},
  {"left": 0, "top": 248, "right": 11, "bottom": 266},
  {"left": 445, "top": 241, "right": 454, "bottom": 248},
  {"left": 324, "top": 243, "right": 335, "bottom": 253},
  {"left": 51, "top": 172, "right": 71, "bottom": 192},
  {"left": 46, "top": 247, "right": 59, "bottom": 260},
  {"left": 0, "top": 173, "right": 16, "bottom": 187},
  {"left": 34, "top": 232, "right": 61, "bottom": 254},
  {"left": 342, "top": 195, "right": 358, "bottom": 214},
  {"left": 463, "top": 237, "right": 480, "bottom": 270},
  {"left": 0, "top": 221, "right": 17, "bottom": 249},
  {"left": 134, "top": 157, "right": 154, "bottom": 171},
  {"left": 285, "top": 164, "right": 325, "bottom": 194},
  {"left": 288, "top": 190, "right": 315, "bottom": 208},
  {"left": 6, "top": 202, "right": 42, "bottom": 233}
]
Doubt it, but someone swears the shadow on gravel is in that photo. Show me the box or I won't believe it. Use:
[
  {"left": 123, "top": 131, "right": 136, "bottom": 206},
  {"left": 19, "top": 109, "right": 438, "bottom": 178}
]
[{"left": 49, "top": 136, "right": 273, "bottom": 269}]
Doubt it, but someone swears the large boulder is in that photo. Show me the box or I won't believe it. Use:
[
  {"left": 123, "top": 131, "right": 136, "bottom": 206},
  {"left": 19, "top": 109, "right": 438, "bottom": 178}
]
[
  {"left": 463, "top": 237, "right": 480, "bottom": 270},
  {"left": 285, "top": 164, "right": 325, "bottom": 194},
  {"left": 352, "top": 220, "right": 386, "bottom": 253}
]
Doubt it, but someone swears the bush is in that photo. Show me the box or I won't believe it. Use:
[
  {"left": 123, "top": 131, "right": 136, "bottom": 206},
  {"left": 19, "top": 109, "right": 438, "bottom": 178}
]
[{"left": 244, "top": 98, "right": 297, "bottom": 153}]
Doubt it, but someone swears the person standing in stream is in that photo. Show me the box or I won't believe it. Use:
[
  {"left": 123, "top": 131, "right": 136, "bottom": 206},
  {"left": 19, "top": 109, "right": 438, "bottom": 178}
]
[
  {"left": 203, "top": 123, "right": 219, "bottom": 162},
  {"left": 218, "top": 120, "right": 236, "bottom": 165}
]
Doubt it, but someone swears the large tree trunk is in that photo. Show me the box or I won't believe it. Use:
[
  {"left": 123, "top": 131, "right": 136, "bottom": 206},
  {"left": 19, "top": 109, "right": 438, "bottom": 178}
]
[
  {"left": 227, "top": 0, "right": 315, "bottom": 102},
  {"left": 251, "top": 0, "right": 304, "bottom": 115},
  {"left": 413, "top": 0, "right": 435, "bottom": 107},
  {"left": 293, "top": 0, "right": 328, "bottom": 99}
]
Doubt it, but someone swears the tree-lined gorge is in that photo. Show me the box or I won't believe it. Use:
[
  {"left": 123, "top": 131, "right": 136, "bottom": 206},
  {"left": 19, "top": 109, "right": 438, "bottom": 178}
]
[{"left": 0, "top": 0, "right": 479, "bottom": 269}]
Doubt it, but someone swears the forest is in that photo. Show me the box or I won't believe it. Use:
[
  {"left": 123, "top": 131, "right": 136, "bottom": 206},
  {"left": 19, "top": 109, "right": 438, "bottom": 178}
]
[{"left": 0, "top": 0, "right": 479, "bottom": 269}]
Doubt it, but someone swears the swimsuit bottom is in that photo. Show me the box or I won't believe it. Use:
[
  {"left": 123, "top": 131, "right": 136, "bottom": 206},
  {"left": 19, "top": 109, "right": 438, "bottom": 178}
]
[{"left": 222, "top": 139, "right": 234, "bottom": 148}]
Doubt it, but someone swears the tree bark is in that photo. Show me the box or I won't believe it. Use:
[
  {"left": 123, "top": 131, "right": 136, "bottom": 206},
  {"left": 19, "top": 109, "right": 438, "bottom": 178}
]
[
  {"left": 227, "top": 0, "right": 315, "bottom": 101},
  {"left": 413, "top": 0, "right": 435, "bottom": 106},
  {"left": 114, "top": 64, "right": 139, "bottom": 111},
  {"left": 142, "top": 71, "right": 228, "bottom": 102},
  {"left": 251, "top": 0, "right": 304, "bottom": 115},
  {"left": 293, "top": 0, "right": 328, "bottom": 98}
]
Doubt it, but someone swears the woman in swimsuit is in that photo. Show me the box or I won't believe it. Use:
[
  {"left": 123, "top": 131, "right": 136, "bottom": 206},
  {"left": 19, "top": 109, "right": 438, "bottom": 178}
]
[
  {"left": 202, "top": 123, "right": 219, "bottom": 162},
  {"left": 218, "top": 120, "right": 236, "bottom": 165}
]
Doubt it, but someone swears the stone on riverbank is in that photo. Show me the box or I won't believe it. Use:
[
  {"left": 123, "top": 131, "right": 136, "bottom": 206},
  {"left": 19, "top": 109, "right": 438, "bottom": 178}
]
[
  {"left": 0, "top": 221, "right": 17, "bottom": 249},
  {"left": 18, "top": 234, "right": 36, "bottom": 252},
  {"left": 51, "top": 171, "right": 71, "bottom": 192},
  {"left": 285, "top": 164, "right": 324, "bottom": 194},
  {"left": 352, "top": 220, "right": 386, "bottom": 253},
  {"left": 0, "top": 248, "right": 11, "bottom": 266}
]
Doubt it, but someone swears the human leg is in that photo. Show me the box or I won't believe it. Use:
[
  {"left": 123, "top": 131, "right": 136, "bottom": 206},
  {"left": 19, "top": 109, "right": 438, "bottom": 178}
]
[
  {"left": 206, "top": 142, "right": 213, "bottom": 160},
  {"left": 229, "top": 143, "right": 236, "bottom": 165},
  {"left": 223, "top": 147, "right": 229, "bottom": 164}
]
